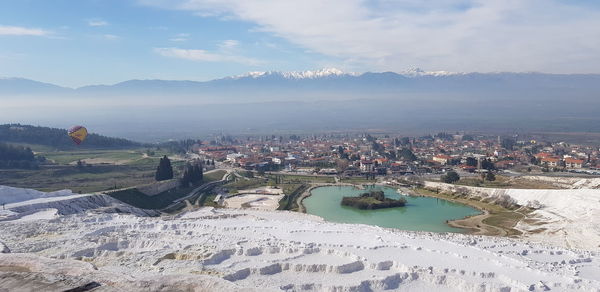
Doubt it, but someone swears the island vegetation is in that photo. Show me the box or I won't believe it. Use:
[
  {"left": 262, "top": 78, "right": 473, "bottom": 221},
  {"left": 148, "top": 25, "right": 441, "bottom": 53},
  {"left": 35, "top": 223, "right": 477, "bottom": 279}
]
[{"left": 341, "top": 190, "right": 407, "bottom": 210}]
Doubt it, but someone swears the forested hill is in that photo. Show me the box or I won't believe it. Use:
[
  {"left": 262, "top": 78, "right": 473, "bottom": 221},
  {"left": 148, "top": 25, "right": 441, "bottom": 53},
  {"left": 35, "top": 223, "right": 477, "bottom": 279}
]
[{"left": 0, "top": 124, "right": 142, "bottom": 149}]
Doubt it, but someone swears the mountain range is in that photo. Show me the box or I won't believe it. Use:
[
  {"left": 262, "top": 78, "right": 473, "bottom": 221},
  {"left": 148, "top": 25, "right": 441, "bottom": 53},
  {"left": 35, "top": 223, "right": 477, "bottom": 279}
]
[
  {"left": 2, "top": 68, "right": 600, "bottom": 99},
  {"left": 2, "top": 68, "right": 600, "bottom": 140}
]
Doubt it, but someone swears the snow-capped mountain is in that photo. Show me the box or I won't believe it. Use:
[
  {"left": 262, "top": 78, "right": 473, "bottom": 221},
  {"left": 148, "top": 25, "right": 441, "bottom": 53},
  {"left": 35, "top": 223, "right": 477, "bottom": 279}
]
[
  {"left": 2, "top": 69, "right": 600, "bottom": 98},
  {"left": 232, "top": 67, "right": 460, "bottom": 80},
  {"left": 232, "top": 68, "right": 357, "bottom": 80},
  {"left": 399, "top": 67, "right": 463, "bottom": 77}
]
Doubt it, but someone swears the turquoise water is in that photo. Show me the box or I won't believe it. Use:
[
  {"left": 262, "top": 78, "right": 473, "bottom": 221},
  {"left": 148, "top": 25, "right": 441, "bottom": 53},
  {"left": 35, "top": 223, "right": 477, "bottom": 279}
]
[{"left": 303, "top": 185, "right": 481, "bottom": 233}]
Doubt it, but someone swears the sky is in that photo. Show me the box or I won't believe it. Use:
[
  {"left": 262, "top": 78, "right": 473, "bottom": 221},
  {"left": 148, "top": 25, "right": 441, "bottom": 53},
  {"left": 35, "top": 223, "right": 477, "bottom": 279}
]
[{"left": 1, "top": 0, "right": 600, "bottom": 87}]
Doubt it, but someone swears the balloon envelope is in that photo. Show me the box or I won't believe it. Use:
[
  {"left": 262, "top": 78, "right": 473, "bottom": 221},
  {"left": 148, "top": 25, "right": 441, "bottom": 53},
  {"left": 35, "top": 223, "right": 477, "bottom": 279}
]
[{"left": 68, "top": 125, "right": 88, "bottom": 145}]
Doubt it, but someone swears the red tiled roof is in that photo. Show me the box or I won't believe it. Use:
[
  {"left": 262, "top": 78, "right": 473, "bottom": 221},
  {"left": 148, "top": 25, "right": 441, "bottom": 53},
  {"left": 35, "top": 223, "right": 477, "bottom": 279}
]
[
  {"left": 564, "top": 158, "right": 584, "bottom": 164},
  {"left": 434, "top": 155, "right": 452, "bottom": 159}
]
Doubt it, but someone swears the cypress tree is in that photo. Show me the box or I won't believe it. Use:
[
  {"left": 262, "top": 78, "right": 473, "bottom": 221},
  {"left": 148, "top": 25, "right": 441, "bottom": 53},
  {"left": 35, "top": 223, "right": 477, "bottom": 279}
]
[
  {"left": 164, "top": 156, "right": 173, "bottom": 179},
  {"left": 193, "top": 164, "right": 203, "bottom": 183},
  {"left": 155, "top": 155, "right": 174, "bottom": 181},
  {"left": 181, "top": 163, "right": 192, "bottom": 186}
]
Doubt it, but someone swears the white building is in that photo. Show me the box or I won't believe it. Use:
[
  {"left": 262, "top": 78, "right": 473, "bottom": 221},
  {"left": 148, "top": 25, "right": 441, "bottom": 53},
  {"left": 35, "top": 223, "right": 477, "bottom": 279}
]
[
  {"left": 360, "top": 160, "right": 374, "bottom": 172},
  {"left": 226, "top": 153, "right": 246, "bottom": 163}
]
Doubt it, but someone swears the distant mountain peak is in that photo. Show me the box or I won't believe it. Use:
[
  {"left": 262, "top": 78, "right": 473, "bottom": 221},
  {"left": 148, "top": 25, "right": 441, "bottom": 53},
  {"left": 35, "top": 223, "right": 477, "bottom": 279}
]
[
  {"left": 233, "top": 68, "right": 357, "bottom": 80},
  {"left": 400, "top": 67, "right": 462, "bottom": 77}
]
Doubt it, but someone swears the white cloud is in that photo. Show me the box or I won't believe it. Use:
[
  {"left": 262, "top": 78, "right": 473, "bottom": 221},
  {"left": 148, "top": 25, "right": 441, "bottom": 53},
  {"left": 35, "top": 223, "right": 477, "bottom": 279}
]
[
  {"left": 0, "top": 25, "right": 50, "bottom": 36},
  {"left": 219, "top": 39, "right": 239, "bottom": 50},
  {"left": 154, "top": 47, "right": 261, "bottom": 65},
  {"left": 87, "top": 19, "right": 109, "bottom": 27},
  {"left": 169, "top": 33, "right": 190, "bottom": 42},
  {"left": 138, "top": 0, "right": 600, "bottom": 73},
  {"left": 102, "top": 34, "right": 120, "bottom": 40}
]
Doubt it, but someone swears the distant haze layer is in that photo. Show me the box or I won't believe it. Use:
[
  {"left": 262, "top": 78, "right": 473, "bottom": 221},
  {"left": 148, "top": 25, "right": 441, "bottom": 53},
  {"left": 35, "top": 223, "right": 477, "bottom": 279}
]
[{"left": 1, "top": 69, "right": 599, "bottom": 141}]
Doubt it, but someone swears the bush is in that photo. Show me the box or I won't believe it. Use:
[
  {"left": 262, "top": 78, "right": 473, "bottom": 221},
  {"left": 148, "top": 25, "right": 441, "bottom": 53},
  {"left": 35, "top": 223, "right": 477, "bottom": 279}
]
[{"left": 441, "top": 171, "right": 460, "bottom": 183}]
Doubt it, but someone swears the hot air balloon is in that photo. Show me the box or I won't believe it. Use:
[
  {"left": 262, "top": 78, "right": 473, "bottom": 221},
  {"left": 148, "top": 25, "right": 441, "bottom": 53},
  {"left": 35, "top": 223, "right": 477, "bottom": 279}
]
[{"left": 68, "top": 125, "right": 88, "bottom": 145}]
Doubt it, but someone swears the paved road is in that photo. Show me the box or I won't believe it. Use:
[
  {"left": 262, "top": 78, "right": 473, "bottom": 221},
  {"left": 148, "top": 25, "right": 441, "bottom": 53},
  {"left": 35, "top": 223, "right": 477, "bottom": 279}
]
[{"left": 161, "top": 170, "right": 231, "bottom": 212}]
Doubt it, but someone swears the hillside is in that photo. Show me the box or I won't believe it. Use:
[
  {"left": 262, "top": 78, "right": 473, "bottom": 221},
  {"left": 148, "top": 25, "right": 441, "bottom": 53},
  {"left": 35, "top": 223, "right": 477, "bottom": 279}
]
[{"left": 0, "top": 124, "right": 141, "bottom": 149}]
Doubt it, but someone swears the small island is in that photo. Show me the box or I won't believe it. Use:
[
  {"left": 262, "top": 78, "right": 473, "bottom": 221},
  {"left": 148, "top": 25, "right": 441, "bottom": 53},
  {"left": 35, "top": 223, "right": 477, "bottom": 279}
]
[{"left": 341, "top": 190, "right": 407, "bottom": 210}]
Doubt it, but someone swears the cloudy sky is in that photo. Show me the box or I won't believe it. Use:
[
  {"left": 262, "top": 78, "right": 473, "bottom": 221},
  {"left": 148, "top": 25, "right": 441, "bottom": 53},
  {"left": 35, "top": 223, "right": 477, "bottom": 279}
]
[{"left": 1, "top": 0, "right": 599, "bottom": 87}]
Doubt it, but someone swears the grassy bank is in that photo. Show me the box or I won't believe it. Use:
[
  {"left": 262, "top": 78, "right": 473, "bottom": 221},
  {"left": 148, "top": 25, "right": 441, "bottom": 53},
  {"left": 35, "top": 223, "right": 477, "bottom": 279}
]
[
  {"left": 413, "top": 187, "right": 529, "bottom": 237},
  {"left": 278, "top": 184, "right": 309, "bottom": 211}
]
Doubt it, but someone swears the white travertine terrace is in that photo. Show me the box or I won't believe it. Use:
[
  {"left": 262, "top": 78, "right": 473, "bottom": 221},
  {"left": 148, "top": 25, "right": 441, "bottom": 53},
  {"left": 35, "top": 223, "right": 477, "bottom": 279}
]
[{"left": 1, "top": 185, "right": 599, "bottom": 291}]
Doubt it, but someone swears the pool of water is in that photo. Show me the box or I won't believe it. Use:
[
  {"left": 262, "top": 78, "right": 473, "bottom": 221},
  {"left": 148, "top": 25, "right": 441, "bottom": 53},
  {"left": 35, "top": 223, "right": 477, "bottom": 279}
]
[{"left": 303, "top": 185, "right": 481, "bottom": 233}]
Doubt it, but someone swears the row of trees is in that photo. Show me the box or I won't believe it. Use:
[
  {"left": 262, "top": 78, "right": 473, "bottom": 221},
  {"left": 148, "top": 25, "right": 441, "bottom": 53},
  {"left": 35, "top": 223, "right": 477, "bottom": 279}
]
[
  {"left": 181, "top": 163, "right": 203, "bottom": 186},
  {"left": 154, "top": 155, "right": 204, "bottom": 187}
]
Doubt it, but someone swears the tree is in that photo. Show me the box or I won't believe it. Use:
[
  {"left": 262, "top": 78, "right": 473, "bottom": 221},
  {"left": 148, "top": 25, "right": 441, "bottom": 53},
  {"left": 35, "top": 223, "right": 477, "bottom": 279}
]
[
  {"left": 501, "top": 138, "right": 516, "bottom": 150},
  {"left": 400, "top": 137, "right": 411, "bottom": 146},
  {"left": 180, "top": 163, "right": 202, "bottom": 187},
  {"left": 155, "top": 155, "right": 174, "bottom": 181},
  {"left": 481, "top": 159, "right": 496, "bottom": 170},
  {"left": 180, "top": 163, "right": 192, "bottom": 186},
  {"left": 181, "top": 162, "right": 202, "bottom": 186},
  {"left": 486, "top": 171, "right": 496, "bottom": 181},
  {"left": 193, "top": 164, "right": 203, "bottom": 183},
  {"left": 336, "top": 159, "right": 349, "bottom": 172},
  {"left": 398, "top": 148, "right": 417, "bottom": 161},
  {"left": 0, "top": 142, "right": 40, "bottom": 169},
  {"left": 442, "top": 171, "right": 460, "bottom": 183},
  {"left": 466, "top": 157, "right": 478, "bottom": 167},
  {"left": 530, "top": 156, "right": 538, "bottom": 165}
]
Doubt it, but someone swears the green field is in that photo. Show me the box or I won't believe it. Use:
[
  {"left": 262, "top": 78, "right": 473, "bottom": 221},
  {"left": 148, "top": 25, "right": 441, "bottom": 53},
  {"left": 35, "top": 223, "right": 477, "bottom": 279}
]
[
  {"left": 224, "top": 178, "right": 268, "bottom": 193},
  {"left": 40, "top": 148, "right": 174, "bottom": 165},
  {"left": 0, "top": 165, "right": 157, "bottom": 193},
  {"left": 204, "top": 170, "right": 227, "bottom": 183},
  {"left": 0, "top": 145, "right": 187, "bottom": 193}
]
